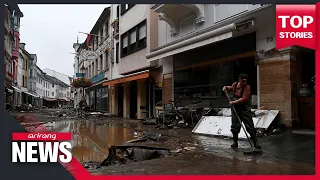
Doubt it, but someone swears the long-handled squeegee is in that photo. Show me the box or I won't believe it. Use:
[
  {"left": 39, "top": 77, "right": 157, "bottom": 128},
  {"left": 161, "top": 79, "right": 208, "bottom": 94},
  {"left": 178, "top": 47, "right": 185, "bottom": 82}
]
[{"left": 224, "top": 91, "right": 263, "bottom": 155}]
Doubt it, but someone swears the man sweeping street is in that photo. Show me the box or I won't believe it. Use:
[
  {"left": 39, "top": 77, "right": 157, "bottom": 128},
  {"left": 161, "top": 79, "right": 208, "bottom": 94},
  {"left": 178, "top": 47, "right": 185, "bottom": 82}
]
[{"left": 222, "top": 73, "right": 262, "bottom": 150}]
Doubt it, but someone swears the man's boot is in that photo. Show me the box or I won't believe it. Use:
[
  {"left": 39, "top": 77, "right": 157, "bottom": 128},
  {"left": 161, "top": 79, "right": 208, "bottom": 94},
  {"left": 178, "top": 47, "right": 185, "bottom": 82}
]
[
  {"left": 251, "top": 133, "right": 262, "bottom": 149},
  {"left": 231, "top": 133, "right": 238, "bottom": 150}
]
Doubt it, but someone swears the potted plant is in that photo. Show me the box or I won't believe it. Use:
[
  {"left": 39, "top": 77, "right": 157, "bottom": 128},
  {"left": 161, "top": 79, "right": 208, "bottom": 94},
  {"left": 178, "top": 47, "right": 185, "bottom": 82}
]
[{"left": 72, "top": 78, "right": 93, "bottom": 88}]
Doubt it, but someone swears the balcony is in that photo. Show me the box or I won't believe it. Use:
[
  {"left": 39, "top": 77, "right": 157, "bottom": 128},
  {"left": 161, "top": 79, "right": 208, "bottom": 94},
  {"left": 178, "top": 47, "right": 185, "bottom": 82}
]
[
  {"left": 151, "top": 4, "right": 205, "bottom": 36},
  {"left": 111, "top": 19, "right": 119, "bottom": 40},
  {"left": 91, "top": 72, "right": 105, "bottom": 84},
  {"left": 12, "top": 49, "right": 19, "bottom": 59}
]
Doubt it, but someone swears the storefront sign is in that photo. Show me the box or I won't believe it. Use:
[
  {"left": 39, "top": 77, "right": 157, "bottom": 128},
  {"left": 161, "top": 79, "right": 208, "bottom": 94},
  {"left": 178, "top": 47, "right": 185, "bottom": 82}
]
[
  {"left": 75, "top": 73, "right": 85, "bottom": 78},
  {"left": 79, "top": 49, "right": 99, "bottom": 61}
]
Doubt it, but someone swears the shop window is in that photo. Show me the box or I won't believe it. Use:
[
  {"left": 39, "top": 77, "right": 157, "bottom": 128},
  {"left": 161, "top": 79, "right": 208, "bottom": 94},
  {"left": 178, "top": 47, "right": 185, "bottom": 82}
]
[
  {"left": 101, "top": 87, "right": 109, "bottom": 112},
  {"left": 174, "top": 56, "right": 257, "bottom": 108}
]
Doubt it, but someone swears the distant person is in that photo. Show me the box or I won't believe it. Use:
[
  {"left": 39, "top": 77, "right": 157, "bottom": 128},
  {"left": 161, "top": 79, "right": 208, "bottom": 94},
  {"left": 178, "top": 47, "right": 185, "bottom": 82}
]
[{"left": 222, "top": 73, "right": 261, "bottom": 150}]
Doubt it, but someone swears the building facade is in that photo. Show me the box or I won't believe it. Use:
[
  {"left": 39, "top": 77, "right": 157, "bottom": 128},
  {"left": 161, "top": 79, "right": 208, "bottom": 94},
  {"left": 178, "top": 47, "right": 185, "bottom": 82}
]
[
  {"left": 42, "top": 68, "right": 73, "bottom": 105},
  {"left": 36, "top": 66, "right": 70, "bottom": 108},
  {"left": 73, "top": 7, "right": 112, "bottom": 112},
  {"left": 103, "top": 4, "right": 159, "bottom": 119},
  {"left": 146, "top": 4, "right": 315, "bottom": 129}
]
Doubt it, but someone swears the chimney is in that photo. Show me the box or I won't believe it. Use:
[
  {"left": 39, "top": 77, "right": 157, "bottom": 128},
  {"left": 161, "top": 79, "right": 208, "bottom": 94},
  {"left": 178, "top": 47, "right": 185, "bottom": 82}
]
[{"left": 19, "top": 43, "right": 26, "bottom": 50}]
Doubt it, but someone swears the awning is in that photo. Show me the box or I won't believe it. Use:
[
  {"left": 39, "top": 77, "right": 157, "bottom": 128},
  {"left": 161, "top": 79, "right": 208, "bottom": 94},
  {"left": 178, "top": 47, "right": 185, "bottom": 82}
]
[
  {"left": 102, "top": 71, "right": 149, "bottom": 86},
  {"left": 12, "top": 86, "right": 21, "bottom": 93},
  {"left": 23, "top": 91, "right": 38, "bottom": 98},
  {"left": 146, "top": 23, "right": 235, "bottom": 62},
  {"left": 58, "top": 97, "right": 69, "bottom": 101},
  {"left": 43, "top": 97, "right": 57, "bottom": 101}
]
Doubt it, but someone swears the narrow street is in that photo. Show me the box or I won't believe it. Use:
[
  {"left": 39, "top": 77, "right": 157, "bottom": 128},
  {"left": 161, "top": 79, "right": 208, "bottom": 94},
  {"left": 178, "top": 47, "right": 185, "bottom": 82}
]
[{"left": 13, "top": 110, "right": 315, "bottom": 175}]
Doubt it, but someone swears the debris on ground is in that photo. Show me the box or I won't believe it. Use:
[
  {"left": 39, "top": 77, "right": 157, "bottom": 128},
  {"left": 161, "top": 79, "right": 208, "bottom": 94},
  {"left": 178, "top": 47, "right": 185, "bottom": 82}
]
[
  {"left": 100, "top": 146, "right": 127, "bottom": 166},
  {"left": 83, "top": 145, "right": 171, "bottom": 169},
  {"left": 171, "top": 148, "right": 183, "bottom": 153},
  {"left": 183, "top": 147, "right": 196, "bottom": 151},
  {"left": 83, "top": 161, "right": 102, "bottom": 169}
]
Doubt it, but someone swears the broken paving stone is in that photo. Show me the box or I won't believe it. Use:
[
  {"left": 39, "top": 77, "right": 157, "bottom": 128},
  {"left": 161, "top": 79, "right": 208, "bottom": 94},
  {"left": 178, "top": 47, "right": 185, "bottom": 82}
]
[{"left": 183, "top": 147, "right": 196, "bottom": 151}]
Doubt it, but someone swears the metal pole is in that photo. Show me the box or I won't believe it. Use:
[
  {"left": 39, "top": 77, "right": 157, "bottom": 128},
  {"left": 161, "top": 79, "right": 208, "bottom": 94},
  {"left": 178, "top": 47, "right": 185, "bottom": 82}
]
[{"left": 79, "top": 32, "right": 108, "bottom": 38}]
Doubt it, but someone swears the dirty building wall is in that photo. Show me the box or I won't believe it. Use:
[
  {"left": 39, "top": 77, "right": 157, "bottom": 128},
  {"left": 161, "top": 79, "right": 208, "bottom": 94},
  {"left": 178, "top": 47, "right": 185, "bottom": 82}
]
[{"left": 254, "top": 6, "right": 298, "bottom": 128}]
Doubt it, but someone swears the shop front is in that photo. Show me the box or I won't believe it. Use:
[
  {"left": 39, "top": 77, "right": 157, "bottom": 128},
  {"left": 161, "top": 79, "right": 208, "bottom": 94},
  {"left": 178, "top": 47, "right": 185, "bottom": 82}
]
[
  {"left": 173, "top": 32, "right": 258, "bottom": 108},
  {"left": 104, "top": 71, "right": 156, "bottom": 119},
  {"left": 296, "top": 48, "right": 315, "bottom": 130},
  {"left": 87, "top": 85, "right": 109, "bottom": 113}
]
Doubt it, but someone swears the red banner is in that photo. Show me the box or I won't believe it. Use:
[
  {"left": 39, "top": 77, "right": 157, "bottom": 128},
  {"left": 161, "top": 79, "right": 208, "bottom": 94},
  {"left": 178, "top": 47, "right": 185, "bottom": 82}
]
[
  {"left": 12, "top": 132, "right": 72, "bottom": 141},
  {"left": 276, "top": 5, "right": 316, "bottom": 50}
]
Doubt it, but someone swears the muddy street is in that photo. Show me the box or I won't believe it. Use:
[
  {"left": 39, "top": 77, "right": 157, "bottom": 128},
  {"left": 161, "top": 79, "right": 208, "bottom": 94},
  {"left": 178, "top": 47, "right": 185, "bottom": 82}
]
[{"left": 12, "top": 111, "right": 315, "bottom": 175}]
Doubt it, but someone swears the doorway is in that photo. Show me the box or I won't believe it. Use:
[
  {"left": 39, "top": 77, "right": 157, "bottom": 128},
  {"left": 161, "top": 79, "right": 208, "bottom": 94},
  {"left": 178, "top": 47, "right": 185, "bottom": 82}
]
[
  {"left": 117, "top": 84, "right": 124, "bottom": 117},
  {"left": 129, "top": 81, "right": 138, "bottom": 119}
]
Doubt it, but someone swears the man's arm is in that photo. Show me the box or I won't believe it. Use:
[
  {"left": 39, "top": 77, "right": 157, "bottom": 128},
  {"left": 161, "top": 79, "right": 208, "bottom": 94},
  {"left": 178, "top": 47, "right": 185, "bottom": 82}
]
[
  {"left": 232, "top": 85, "right": 251, "bottom": 104},
  {"left": 223, "top": 82, "right": 236, "bottom": 92}
]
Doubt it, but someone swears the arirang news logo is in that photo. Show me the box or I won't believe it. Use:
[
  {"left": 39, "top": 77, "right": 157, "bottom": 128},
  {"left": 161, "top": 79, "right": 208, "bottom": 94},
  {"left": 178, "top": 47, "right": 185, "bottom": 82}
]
[
  {"left": 12, "top": 132, "right": 72, "bottom": 163},
  {"left": 276, "top": 5, "right": 316, "bottom": 50}
]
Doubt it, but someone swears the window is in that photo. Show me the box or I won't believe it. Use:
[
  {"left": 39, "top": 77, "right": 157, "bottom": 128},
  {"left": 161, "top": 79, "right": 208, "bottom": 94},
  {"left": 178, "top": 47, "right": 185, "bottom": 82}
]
[
  {"left": 138, "top": 21, "right": 147, "bottom": 48},
  {"left": 129, "top": 29, "right": 137, "bottom": 52},
  {"left": 122, "top": 34, "right": 128, "bottom": 55},
  {"left": 100, "top": 28, "right": 103, "bottom": 42},
  {"left": 121, "top": 20, "right": 147, "bottom": 57},
  {"left": 116, "top": 43, "right": 119, "bottom": 63},
  {"left": 95, "top": 59, "right": 98, "bottom": 74},
  {"left": 100, "top": 54, "right": 103, "bottom": 72},
  {"left": 52, "top": 84, "right": 54, "bottom": 88},
  {"left": 121, "top": 4, "right": 134, "bottom": 15},
  {"left": 88, "top": 65, "right": 91, "bottom": 77},
  {"left": 52, "top": 92, "right": 54, "bottom": 96},
  {"left": 116, "top": 5, "right": 119, "bottom": 18},
  {"left": 104, "top": 51, "right": 108, "bottom": 70}
]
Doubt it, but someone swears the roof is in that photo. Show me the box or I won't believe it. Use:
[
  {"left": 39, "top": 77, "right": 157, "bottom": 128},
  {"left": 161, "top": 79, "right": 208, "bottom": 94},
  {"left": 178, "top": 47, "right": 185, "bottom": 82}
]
[
  {"left": 5, "top": 3, "right": 24, "bottom": 17},
  {"left": 19, "top": 47, "right": 31, "bottom": 58},
  {"left": 76, "top": 6, "right": 110, "bottom": 52},
  {"left": 44, "top": 74, "right": 70, "bottom": 88},
  {"left": 36, "top": 66, "right": 69, "bottom": 87},
  {"left": 90, "top": 7, "right": 111, "bottom": 34}
]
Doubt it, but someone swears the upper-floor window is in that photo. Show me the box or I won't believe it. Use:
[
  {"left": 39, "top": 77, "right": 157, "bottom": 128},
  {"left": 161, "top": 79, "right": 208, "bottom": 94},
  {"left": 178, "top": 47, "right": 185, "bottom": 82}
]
[
  {"left": 116, "top": 5, "right": 119, "bottom": 19},
  {"left": 116, "top": 43, "right": 119, "bottom": 63},
  {"left": 121, "top": 20, "right": 146, "bottom": 57},
  {"left": 99, "top": 28, "right": 103, "bottom": 42},
  {"left": 52, "top": 84, "right": 54, "bottom": 88},
  {"left": 120, "top": 4, "right": 135, "bottom": 15}
]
